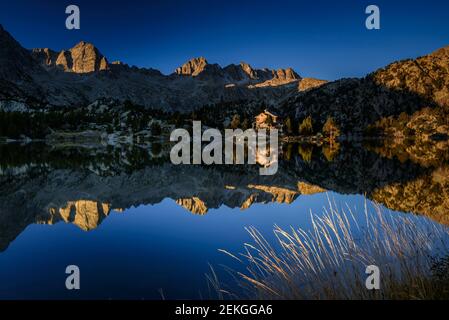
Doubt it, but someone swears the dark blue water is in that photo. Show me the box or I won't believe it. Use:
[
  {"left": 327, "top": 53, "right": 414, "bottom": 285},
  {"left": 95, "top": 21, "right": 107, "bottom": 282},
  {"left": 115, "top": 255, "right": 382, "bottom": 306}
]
[
  {"left": 0, "top": 191, "right": 437, "bottom": 299},
  {"left": 1, "top": 140, "right": 449, "bottom": 299}
]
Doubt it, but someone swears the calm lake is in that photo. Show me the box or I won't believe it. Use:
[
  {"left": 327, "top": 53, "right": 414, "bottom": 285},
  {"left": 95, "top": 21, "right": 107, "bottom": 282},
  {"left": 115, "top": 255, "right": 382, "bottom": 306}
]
[{"left": 0, "top": 141, "right": 448, "bottom": 299}]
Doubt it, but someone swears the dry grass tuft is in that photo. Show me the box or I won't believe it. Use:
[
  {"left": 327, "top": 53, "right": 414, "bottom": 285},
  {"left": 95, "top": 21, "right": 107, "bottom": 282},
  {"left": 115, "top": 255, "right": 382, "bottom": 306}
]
[{"left": 210, "top": 198, "right": 449, "bottom": 299}]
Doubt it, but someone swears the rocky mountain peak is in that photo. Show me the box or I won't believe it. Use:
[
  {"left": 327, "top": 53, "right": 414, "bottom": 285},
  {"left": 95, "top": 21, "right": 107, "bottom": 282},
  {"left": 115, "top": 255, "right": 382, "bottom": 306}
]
[
  {"left": 239, "top": 62, "right": 257, "bottom": 79},
  {"left": 175, "top": 56, "right": 209, "bottom": 76},
  {"left": 298, "top": 77, "right": 327, "bottom": 91},
  {"left": 68, "top": 41, "right": 109, "bottom": 73},
  {"left": 430, "top": 45, "right": 449, "bottom": 60},
  {"left": 275, "top": 67, "right": 300, "bottom": 81},
  {"left": 30, "top": 41, "right": 109, "bottom": 73}
]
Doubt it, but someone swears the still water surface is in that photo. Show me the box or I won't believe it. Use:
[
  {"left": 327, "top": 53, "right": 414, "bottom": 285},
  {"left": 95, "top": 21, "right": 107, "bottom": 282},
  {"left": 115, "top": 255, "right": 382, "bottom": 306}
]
[{"left": 0, "top": 141, "right": 447, "bottom": 299}]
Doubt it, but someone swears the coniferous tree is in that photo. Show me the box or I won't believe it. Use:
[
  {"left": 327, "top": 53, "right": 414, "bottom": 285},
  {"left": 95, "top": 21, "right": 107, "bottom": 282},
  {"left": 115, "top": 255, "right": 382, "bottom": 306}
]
[
  {"left": 284, "top": 116, "right": 293, "bottom": 135},
  {"left": 299, "top": 116, "right": 314, "bottom": 136},
  {"left": 322, "top": 116, "right": 340, "bottom": 138}
]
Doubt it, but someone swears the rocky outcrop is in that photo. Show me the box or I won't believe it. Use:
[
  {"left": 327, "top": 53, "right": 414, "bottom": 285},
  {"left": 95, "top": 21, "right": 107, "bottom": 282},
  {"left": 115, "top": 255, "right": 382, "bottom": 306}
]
[
  {"left": 247, "top": 184, "right": 299, "bottom": 204},
  {"left": 275, "top": 68, "right": 300, "bottom": 82},
  {"left": 298, "top": 77, "right": 327, "bottom": 91},
  {"left": 176, "top": 197, "right": 208, "bottom": 215},
  {"left": 250, "top": 68, "right": 301, "bottom": 88},
  {"left": 372, "top": 46, "right": 449, "bottom": 108},
  {"left": 297, "top": 181, "right": 326, "bottom": 195},
  {"left": 70, "top": 41, "right": 108, "bottom": 73},
  {"left": 54, "top": 50, "right": 72, "bottom": 71},
  {"left": 175, "top": 57, "right": 209, "bottom": 76},
  {"left": 47, "top": 200, "right": 111, "bottom": 231},
  {"left": 32, "top": 41, "right": 109, "bottom": 73},
  {"left": 240, "top": 62, "right": 258, "bottom": 79},
  {"left": 176, "top": 184, "right": 301, "bottom": 214},
  {"left": 174, "top": 57, "right": 300, "bottom": 85}
]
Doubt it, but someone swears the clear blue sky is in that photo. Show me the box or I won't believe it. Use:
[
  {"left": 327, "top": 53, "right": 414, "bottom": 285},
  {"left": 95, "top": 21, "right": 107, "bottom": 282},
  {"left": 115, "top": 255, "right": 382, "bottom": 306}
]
[{"left": 0, "top": 0, "right": 448, "bottom": 80}]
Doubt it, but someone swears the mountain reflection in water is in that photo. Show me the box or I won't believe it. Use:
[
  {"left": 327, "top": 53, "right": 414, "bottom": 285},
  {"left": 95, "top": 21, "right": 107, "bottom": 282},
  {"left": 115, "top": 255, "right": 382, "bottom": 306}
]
[{"left": 0, "top": 140, "right": 448, "bottom": 298}]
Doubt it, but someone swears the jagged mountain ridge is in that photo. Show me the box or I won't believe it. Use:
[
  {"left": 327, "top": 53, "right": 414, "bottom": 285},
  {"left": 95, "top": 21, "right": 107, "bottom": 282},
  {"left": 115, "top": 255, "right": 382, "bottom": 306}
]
[
  {"left": 0, "top": 25, "right": 306, "bottom": 111},
  {"left": 174, "top": 56, "right": 300, "bottom": 85}
]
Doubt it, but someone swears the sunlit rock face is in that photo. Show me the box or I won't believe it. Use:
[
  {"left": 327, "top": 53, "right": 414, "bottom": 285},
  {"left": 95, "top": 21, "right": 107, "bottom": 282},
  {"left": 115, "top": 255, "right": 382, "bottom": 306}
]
[
  {"left": 176, "top": 197, "right": 208, "bottom": 215},
  {"left": 68, "top": 41, "right": 108, "bottom": 73},
  {"left": 46, "top": 200, "right": 111, "bottom": 231},
  {"left": 239, "top": 182, "right": 325, "bottom": 211},
  {"left": 372, "top": 45, "right": 449, "bottom": 108},
  {"left": 298, "top": 78, "right": 327, "bottom": 91},
  {"left": 175, "top": 57, "right": 209, "bottom": 76},
  {"left": 240, "top": 194, "right": 257, "bottom": 210},
  {"left": 275, "top": 68, "right": 300, "bottom": 82},
  {"left": 239, "top": 62, "right": 258, "bottom": 79},
  {"left": 247, "top": 184, "right": 299, "bottom": 204},
  {"left": 54, "top": 50, "right": 72, "bottom": 72},
  {"left": 176, "top": 184, "right": 301, "bottom": 214},
  {"left": 175, "top": 57, "right": 300, "bottom": 85},
  {"left": 33, "top": 41, "right": 109, "bottom": 73},
  {"left": 237, "top": 182, "right": 324, "bottom": 211},
  {"left": 250, "top": 68, "right": 301, "bottom": 88},
  {"left": 297, "top": 182, "right": 326, "bottom": 195}
]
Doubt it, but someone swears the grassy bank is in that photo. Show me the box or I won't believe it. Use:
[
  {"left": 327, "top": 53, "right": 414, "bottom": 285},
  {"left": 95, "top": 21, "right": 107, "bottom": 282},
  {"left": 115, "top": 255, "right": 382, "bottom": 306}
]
[{"left": 210, "top": 199, "right": 449, "bottom": 299}]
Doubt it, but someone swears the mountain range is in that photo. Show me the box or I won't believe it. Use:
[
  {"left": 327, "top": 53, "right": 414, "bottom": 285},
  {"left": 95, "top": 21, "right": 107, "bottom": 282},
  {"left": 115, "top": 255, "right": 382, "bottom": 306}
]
[
  {"left": 283, "top": 45, "right": 449, "bottom": 133},
  {"left": 0, "top": 24, "right": 318, "bottom": 112},
  {"left": 1, "top": 23, "right": 448, "bottom": 135}
]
